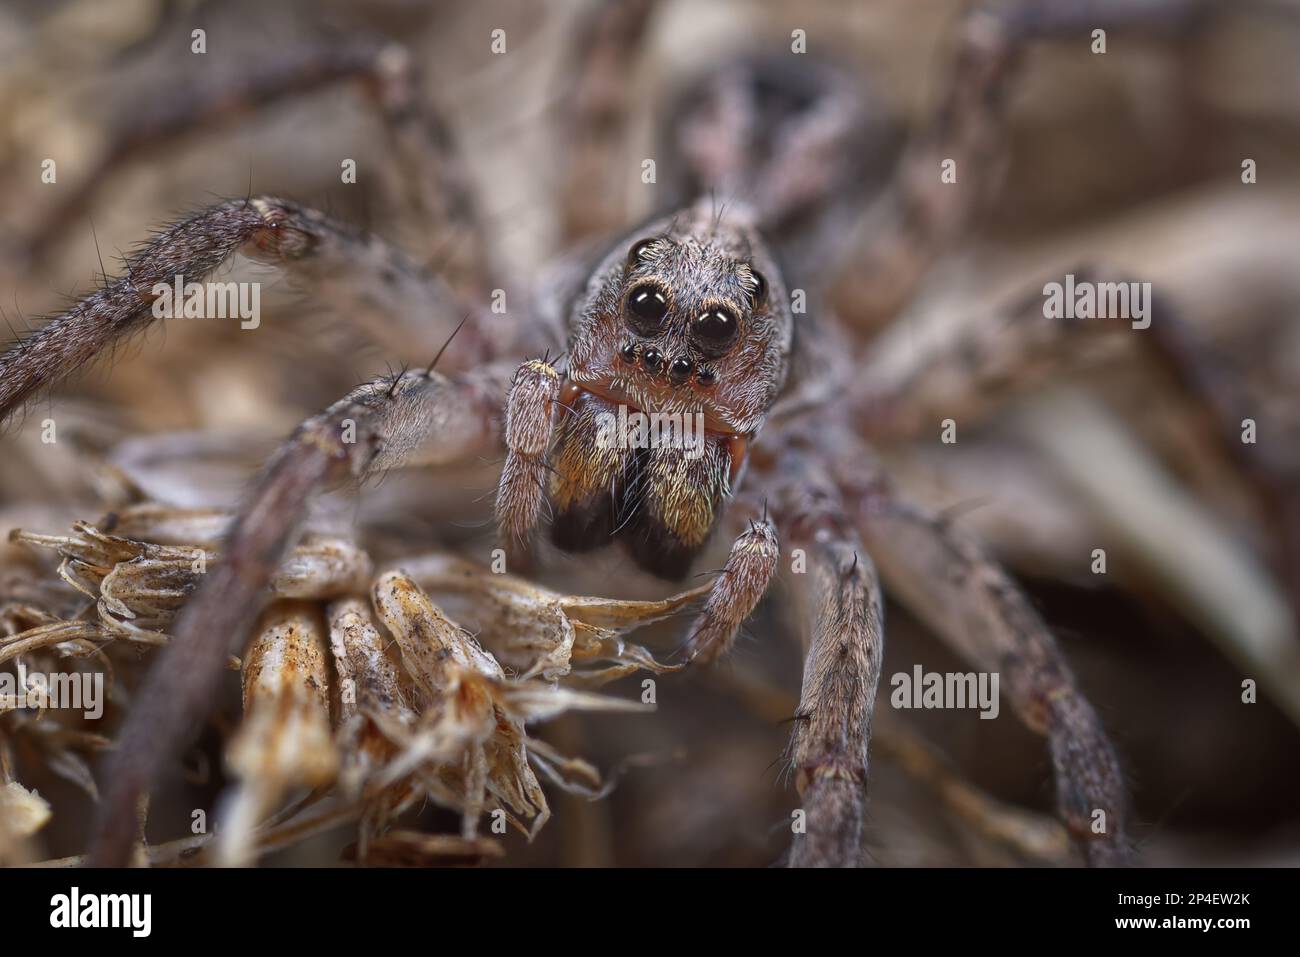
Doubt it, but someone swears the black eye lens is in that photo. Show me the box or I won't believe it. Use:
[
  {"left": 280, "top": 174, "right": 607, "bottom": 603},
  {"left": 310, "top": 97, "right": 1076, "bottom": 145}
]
[
  {"left": 626, "top": 237, "right": 660, "bottom": 270},
  {"left": 749, "top": 270, "right": 767, "bottom": 309},
  {"left": 691, "top": 307, "right": 739, "bottom": 356},
  {"left": 626, "top": 282, "right": 668, "bottom": 334},
  {"left": 668, "top": 356, "right": 693, "bottom": 384}
]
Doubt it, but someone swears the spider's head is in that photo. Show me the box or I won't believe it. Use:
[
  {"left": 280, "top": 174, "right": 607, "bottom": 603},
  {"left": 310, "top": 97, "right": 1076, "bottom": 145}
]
[
  {"left": 568, "top": 201, "right": 792, "bottom": 434},
  {"left": 550, "top": 202, "right": 793, "bottom": 579}
]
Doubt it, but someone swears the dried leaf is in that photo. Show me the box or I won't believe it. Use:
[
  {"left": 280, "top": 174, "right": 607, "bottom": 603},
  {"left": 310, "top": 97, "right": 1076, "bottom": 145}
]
[{"left": 218, "top": 601, "right": 338, "bottom": 866}]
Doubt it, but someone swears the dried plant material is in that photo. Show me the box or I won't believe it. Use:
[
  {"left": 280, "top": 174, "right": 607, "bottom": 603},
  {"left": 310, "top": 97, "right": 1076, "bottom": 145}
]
[
  {"left": 90, "top": 366, "right": 508, "bottom": 865},
  {"left": 373, "top": 569, "right": 502, "bottom": 706},
  {"left": 1, "top": 714, "right": 111, "bottom": 809},
  {"left": 11, "top": 523, "right": 202, "bottom": 638},
  {"left": 326, "top": 597, "right": 409, "bottom": 804},
  {"left": 44, "top": 748, "right": 101, "bottom": 801},
  {"left": 99, "top": 504, "right": 233, "bottom": 549},
  {"left": 0, "top": 602, "right": 59, "bottom": 636},
  {"left": 0, "top": 781, "right": 52, "bottom": 864},
  {"left": 342, "top": 830, "right": 505, "bottom": 867},
  {"left": 0, "top": 551, "right": 84, "bottom": 624},
  {"left": 10, "top": 520, "right": 372, "bottom": 639},
  {"left": 0, "top": 621, "right": 102, "bottom": 667},
  {"left": 368, "top": 570, "right": 543, "bottom": 837},
  {"left": 270, "top": 536, "right": 375, "bottom": 599},
  {"left": 327, "top": 597, "right": 406, "bottom": 726},
  {"left": 370, "top": 570, "right": 647, "bottom": 839},
  {"left": 524, "top": 735, "right": 608, "bottom": 797},
  {"left": 218, "top": 601, "right": 338, "bottom": 867},
  {"left": 399, "top": 552, "right": 700, "bottom": 680}
]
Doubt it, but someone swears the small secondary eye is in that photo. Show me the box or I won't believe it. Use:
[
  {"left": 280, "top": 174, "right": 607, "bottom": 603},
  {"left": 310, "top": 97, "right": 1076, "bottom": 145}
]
[
  {"left": 690, "top": 306, "right": 739, "bottom": 356},
  {"left": 668, "top": 356, "right": 693, "bottom": 384},
  {"left": 748, "top": 269, "right": 767, "bottom": 309},
  {"left": 626, "top": 237, "right": 660, "bottom": 269},
  {"left": 626, "top": 282, "right": 669, "bottom": 334}
]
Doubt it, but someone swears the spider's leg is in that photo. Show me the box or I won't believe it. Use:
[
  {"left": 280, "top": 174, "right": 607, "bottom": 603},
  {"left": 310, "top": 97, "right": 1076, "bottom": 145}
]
[
  {"left": 832, "top": 448, "right": 1132, "bottom": 866},
  {"left": 21, "top": 40, "right": 384, "bottom": 266},
  {"left": 0, "top": 197, "right": 497, "bottom": 423},
  {"left": 836, "top": 0, "right": 1220, "bottom": 328},
  {"left": 88, "top": 365, "right": 508, "bottom": 866},
  {"left": 849, "top": 268, "right": 1118, "bottom": 442},
  {"left": 494, "top": 358, "right": 562, "bottom": 562},
  {"left": 852, "top": 274, "right": 1300, "bottom": 665},
  {"left": 681, "top": 512, "right": 779, "bottom": 664},
  {"left": 1138, "top": 295, "right": 1300, "bottom": 639},
  {"left": 366, "top": 45, "right": 497, "bottom": 293},
  {"left": 665, "top": 56, "right": 887, "bottom": 283},
  {"left": 558, "top": 0, "right": 661, "bottom": 243},
  {"left": 765, "top": 442, "right": 883, "bottom": 868},
  {"left": 23, "top": 39, "right": 496, "bottom": 295}
]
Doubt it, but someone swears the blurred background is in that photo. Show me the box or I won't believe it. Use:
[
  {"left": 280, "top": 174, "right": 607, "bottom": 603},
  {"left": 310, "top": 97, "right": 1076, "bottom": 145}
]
[{"left": 1, "top": 0, "right": 1299, "bottom": 866}]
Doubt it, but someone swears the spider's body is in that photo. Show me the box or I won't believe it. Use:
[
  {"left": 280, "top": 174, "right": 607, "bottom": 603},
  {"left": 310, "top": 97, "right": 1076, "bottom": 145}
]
[{"left": 547, "top": 201, "right": 791, "bottom": 578}]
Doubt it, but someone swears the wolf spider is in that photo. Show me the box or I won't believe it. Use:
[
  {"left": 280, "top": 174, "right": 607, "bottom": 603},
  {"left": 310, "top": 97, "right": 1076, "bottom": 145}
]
[{"left": 3, "top": 0, "right": 1296, "bottom": 868}]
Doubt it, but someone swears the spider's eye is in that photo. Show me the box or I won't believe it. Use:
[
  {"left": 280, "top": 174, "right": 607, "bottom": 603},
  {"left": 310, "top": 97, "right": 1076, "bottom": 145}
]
[
  {"left": 626, "top": 282, "right": 669, "bottom": 335},
  {"left": 748, "top": 269, "right": 767, "bottom": 310},
  {"left": 690, "top": 306, "right": 739, "bottom": 357},
  {"left": 626, "top": 237, "right": 660, "bottom": 270}
]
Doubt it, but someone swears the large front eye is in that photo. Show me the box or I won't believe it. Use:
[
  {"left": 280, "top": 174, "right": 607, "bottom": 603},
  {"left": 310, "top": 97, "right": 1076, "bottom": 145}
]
[
  {"left": 626, "top": 282, "right": 669, "bottom": 335},
  {"left": 690, "top": 306, "right": 739, "bottom": 357}
]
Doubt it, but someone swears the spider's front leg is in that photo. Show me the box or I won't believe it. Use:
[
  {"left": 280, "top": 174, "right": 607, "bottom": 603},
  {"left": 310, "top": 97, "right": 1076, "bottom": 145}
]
[
  {"left": 764, "top": 438, "right": 884, "bottom": 868},
  {"left": 681, "top": 512, "right": 780, "bottom": 664},
  {"left": 494, "top": 358, "right": 562, "bottom": 561},
  {"left": 0, "top": 197, "right": 495, "bottom": 423}
]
